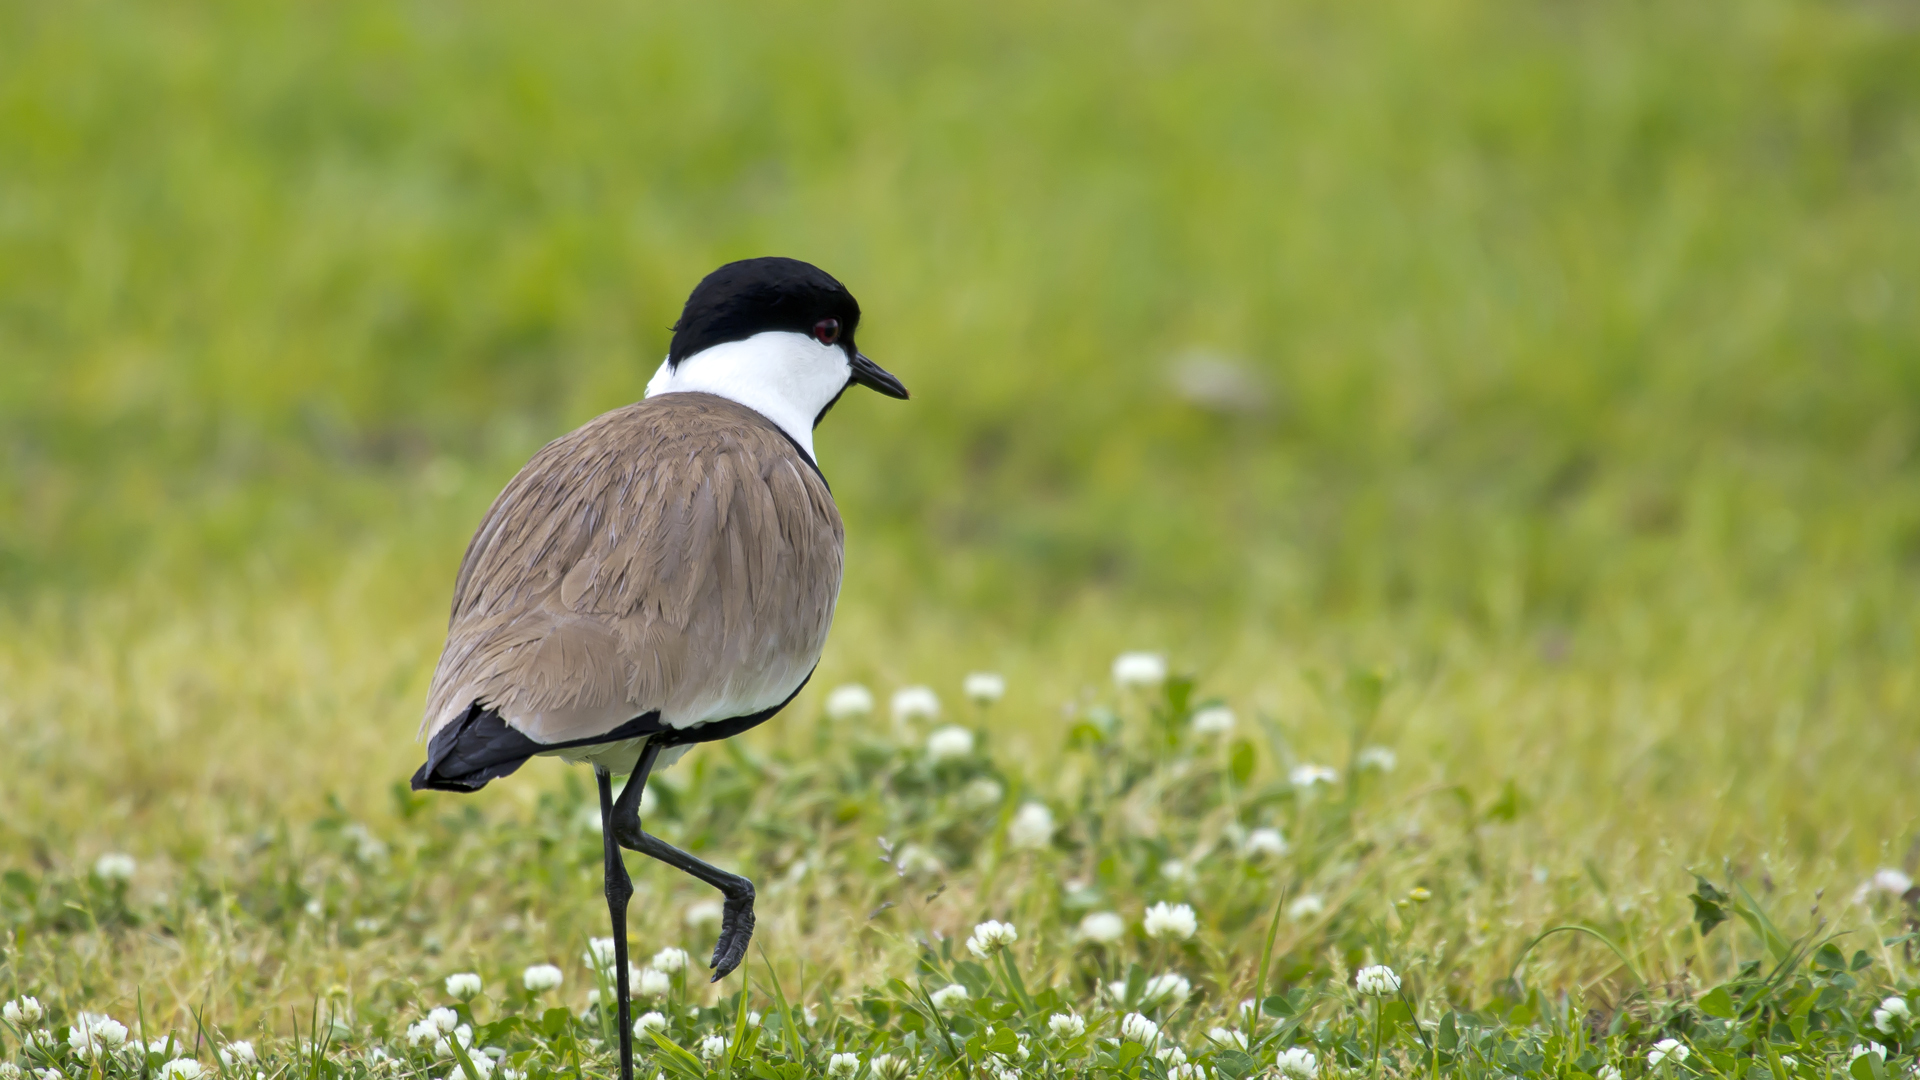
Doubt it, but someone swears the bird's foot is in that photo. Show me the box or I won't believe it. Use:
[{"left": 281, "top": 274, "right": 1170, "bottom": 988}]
[{"left": 709, "top": 892, "right": 756, "bottom": 981}]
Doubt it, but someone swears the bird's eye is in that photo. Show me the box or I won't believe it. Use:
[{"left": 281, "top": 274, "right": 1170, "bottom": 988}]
[{"left": 812, "top": 318, "right": 841, "bottom": 345}]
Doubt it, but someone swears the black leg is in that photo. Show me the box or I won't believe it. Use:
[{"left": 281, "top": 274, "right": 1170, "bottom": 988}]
[
  {"left": 596, "top": 767, "right": 635, "bottom": 1080},
  {"left": 609, "top": 741, "right": 757, "bottom": 982}
]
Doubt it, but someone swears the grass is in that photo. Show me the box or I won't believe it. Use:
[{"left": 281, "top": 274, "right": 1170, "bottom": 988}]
[{"left": 3, "top": 0, "right": 1920, "bottom": 1077}]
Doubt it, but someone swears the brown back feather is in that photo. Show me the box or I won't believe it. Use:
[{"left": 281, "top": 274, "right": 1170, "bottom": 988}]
[{"left": 422, "top": 393, "right": 844, "bottom": 744}]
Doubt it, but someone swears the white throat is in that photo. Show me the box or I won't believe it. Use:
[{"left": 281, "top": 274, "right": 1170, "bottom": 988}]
[{"left": 644, "top": 330, "right": 852, "bottom": 460}]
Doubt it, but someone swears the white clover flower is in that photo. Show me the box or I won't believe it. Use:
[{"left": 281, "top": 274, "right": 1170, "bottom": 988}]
[
  {"left": 26, "top": 1029, "right": 60, "bottom": 1053},
  {"left": 1169, "top": 1064, "right": 1206, "bottom": 1080},
  {"left": 1597, "top": 1066, "right": 1622, "bottom": 1080},
  {"left": 1778, "top": 1057, "right": 1797, "bottom": 1070},
  {"left": 499, "top": 1070, "right": 523, "bottom": 1080},
  {"left": 1190, "top": 706, "right": 1234, "bottom": 737},
  {"left": 966, "top": 920, "right": 1019, "bottom": 958},
  {"left": 1113, "top": 652, "right": 1168, "bottom": 689},
  {"left": 1155, "top": 1046, "right": 1188, "bottom": 1066},
  {"left": 444, "top": 1052, "right": 494, "bottom": 1080},
  {"left": 522, "top": 964, "right": 563, "bottom": 992},
  {"left": 696, "top": 1034, "right": 729, "bottom": 1062},
  {"left": 963, "top": 673, "right": 1006, "bottom": 705},
  {"left": 633, "top": 1012, "right": 667, "bottom": 1036},
  {"left": 1141, "top": 973, "right": 1191, "bottom": 1007},
  {"left": 407, "top": 1022, "right": 439, "bottom": 1047},
  {"left": 1048, "top": 1012, "right": 1086, "bottom": 1038},
  {"left": 1355, "top": 965, "right": 1400, "bottom": 996},
  {"left": 1119, "top": 1013, "right": 1161, "bottom": 1045},
  {"left": 344, "top": 823, "right": 389, "bottom": 863},
  {"left": 432, "top": 1024, "right": 474, "bottom": 1059},
  {"left": 68, "top": 1014, "right": 128, "bottom": 1056},
  {"left": 1079, "top": 911, "right": 1126, "bottom": 943},
  {"left": 1160, "top": 860, "right": 1195, "bottom": 884},
  {"left": 3, "top": 997, "right": 44, "bottom": 1025},
  {"left": 219, "top": 1043, "right": 255, "bottom": 1067},
  {"left": 925, "top": 725, "right": 975, "bottom": 762},
  {"left": 1647, "top": 1039, "right": 1689, "bottom": 1067},
  {"left": 1243, "top": 828, "right": 1289, "bottom": 858},
  {"left": 159, "top": 1061, "right": 203, "bottom": 1080},
  {"left": 960, "top": 777, "right": 1004, "bottom": 811},
  {"left": 445, "top": 972, "right": 482, "bottom": 1000},
  {"left": 1850, "top": 1043, "right": 1886, "bottom": 1063},
  {"left": 1287, "top": 894, "right": 1325, "bottom": 920},
  {"left": 650, "top": 947, "right": 690, "bottom": 973},
  {"left": 0, "top": 1065, "right": 22, "bottom": 1080},
  {"left": 825, "top": 684, "right": 874, "bottom": 720},
  {"left": 1206, "top": 1028, "right": 1249, "bottom": 1051},
  {"left": 1275, "top": 1047, "right": 1319, "bottom": 1080},
  {"left": 1856, "top": 869, "right": 1915, "bottom": 905},
  {"left": 1290, "top": 764, "right": 1338, "bottom": 788},
  {"left": 896, "top": 844, "right": 945, "bottom": 877},
  {"left": 1007, "top": 802, "right": 1055, "bottom": 850},
  {"left": 425, "top": 1007, "right": 460, "bottom": 1034},
  {"left": 636, "top": 968, "right": 673, "bottom": 998},
  {"left": 891, "top": 686, "right": 941, "bottom": 725},
  {"left": 1356, "top": 746, "right": 1397, "bottom": 772},
  {"left": 929, "top": 984, "right": 969, "bottom": 1012},
  {"left": 93, "top": 853, "right": 136, "bottom": 882},
  {"left": 826, "top": 1054, "right": 860, "bottom": 1079},
  {"left": 584, "top": 938, "right": 617, "bottom": 970},
  {"left": 34, "top": 1069, "right": 63, "bottom": 1080},
  {"left": 685, "top": 900, "right": 724, "bottom": 931},
  {"left": 1143, "top": 901, "right": 1198, "bottom": 940},
  {"left": 871, "top": 1054, "right": 912, "bottom": 1080},
  {"left": 1875, "top": 1008, "right": 1898, "bottom": 1033},
  {"left": 1878, "top": 997, "right": 1911, "bottom": 1033}
]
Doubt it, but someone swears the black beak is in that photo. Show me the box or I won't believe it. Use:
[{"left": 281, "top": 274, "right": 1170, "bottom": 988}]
[{"left": 850, "top": 352, "right": 910, "bottom": 399}]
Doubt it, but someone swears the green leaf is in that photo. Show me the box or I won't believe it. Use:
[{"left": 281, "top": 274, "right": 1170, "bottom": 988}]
[
  {"left": 1732, "top": 881, "right": 1793, "bottom": 962},
  {"left": 952, "top": 961, "right": 994, "bottom": 998},
  {"left": 1229, "top": 740, "right": 1257, "bottom": 786},
  {"left": 1692, "top": 876, "right": 1730, "bottom": 937},
  {"left": 1814, "top": 944, "right": 1848, "bottom": 972},
  {"left": 1483, "top": 780, "right": 1528, "bottom": 823},
  {"left": 1261, "top": 996, "right": 1293, "bottom": 1018},
  {"left": 1699, "top": 987, "right": 1736, "bottom": 1019},
  {"left": 985, "top": 1027, "right": 1018, "bottom": 1055},
  {"left": 645, "top": 1031, "right": 708, "bottom": 1080},
  {"left": 1162, "top": 676, "right": 1196, "bottom": 723},
  {"left": 1852, "top": 950, "right": 1873, "bottom": 972},
  {"left": 1850, "top": 1054, "right": 1881, "bottom": 1080},
  {"left": 1214, "top": 1051, "right": 1254, "bottom": 1080},
  {"left": 1437, "top": 1012, "right": 1459, "bottom": 1051}
]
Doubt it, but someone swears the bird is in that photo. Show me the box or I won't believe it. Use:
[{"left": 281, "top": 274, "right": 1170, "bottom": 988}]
[{"left": 407, "top": 257, "right": 908, "bottom": 1080}]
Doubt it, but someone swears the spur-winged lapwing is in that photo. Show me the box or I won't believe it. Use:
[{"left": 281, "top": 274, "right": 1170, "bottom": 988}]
[{"left": 409, "top": 257, "right": 907, "bottom": 1079}]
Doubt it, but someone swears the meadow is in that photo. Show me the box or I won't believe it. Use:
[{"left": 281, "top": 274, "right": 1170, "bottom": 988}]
[{"left": 3, "top": 0, "right": 1920, "bottom": 1078}]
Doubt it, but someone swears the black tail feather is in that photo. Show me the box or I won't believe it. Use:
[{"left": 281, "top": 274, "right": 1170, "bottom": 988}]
[{"left": 411, "top": 705, "right": 665, "bottom": 792}]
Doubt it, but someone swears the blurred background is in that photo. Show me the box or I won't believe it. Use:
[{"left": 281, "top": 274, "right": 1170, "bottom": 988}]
[{"left": 3, "top": 0, "right": 1920, "bottom": 1010}]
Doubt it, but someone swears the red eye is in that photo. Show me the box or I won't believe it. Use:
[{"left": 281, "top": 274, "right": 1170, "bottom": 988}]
[{"left": 812, "top": 318, "right": 841, "bottom": 345}]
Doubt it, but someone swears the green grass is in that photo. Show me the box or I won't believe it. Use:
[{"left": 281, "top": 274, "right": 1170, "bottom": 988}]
[{"left": 3, "top": 0, "right": 1920, "bottom": 1076}]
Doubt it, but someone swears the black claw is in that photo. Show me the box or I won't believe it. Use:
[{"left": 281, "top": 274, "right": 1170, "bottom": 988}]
[{"left": 708, "top": 899, "right": 755, "bottom": 981}]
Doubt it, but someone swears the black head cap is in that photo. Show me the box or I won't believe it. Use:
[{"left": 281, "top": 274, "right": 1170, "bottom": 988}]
[{"left": 668, "top": 257, "right": 863, "bottom": 367}]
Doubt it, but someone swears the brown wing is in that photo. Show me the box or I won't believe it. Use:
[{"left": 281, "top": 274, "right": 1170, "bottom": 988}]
[{"left": 421, "top": 393, "right": 844, "bottom": 745}]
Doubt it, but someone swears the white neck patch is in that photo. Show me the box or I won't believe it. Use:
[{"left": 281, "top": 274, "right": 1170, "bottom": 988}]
[{"left": 644, "top": 330, "right": 852, "bottom": 460}]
